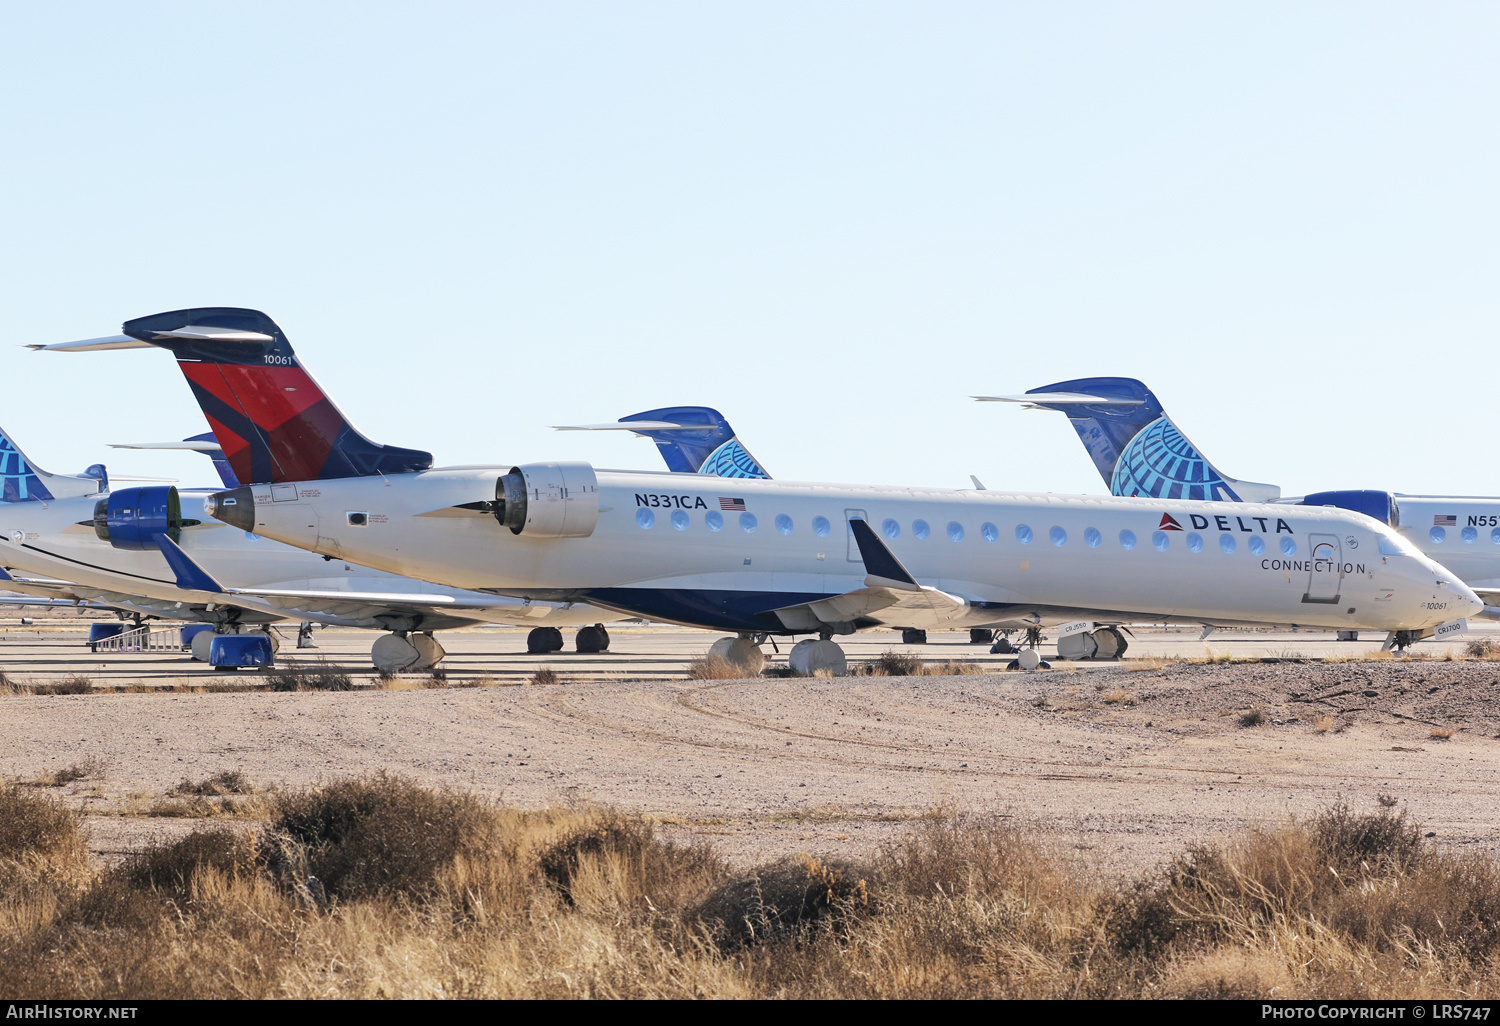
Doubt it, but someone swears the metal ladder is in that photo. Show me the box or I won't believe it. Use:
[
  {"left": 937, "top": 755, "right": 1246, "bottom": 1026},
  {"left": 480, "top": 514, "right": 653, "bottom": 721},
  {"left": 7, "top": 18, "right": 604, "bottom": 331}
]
[{"left": 91, "top": 624, "right": 187, "bottom": 653}]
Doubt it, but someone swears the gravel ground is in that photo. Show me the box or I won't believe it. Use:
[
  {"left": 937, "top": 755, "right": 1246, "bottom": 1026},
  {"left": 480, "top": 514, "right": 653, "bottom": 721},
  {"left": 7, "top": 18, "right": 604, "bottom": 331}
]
[{"left": 6, "top": 657, "right": 1500, "bottom": 875}]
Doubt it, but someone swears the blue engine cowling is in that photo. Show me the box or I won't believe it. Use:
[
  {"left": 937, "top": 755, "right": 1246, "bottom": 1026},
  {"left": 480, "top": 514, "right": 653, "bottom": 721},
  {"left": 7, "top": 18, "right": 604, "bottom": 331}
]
[
  {"left": 92, "top": 485, "right": 191, "bottom": 549},
  {"left": 1299, "top": 490, "right": 1398, "bottom": 526}
]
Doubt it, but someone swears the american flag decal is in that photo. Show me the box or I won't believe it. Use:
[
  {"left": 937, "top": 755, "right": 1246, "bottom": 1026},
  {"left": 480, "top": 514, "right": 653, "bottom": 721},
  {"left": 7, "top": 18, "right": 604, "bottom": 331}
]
[
  {"left": 719, "top": 497, "right": 746, "bottom": 511},
  {"left": 1434, "top": 515, "right": 1457, "bottom": 527}
]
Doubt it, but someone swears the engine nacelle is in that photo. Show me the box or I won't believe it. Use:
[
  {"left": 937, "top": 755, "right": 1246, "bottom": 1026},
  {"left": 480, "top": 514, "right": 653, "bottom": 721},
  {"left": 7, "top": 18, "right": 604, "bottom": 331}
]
[
  {"left": 92, "top": 485, "right": 193, "bottom": 549},
  {"left": 1300, "top": 490, "right": 1399, "bottom": 527},
  {"left": 491, "top": 462, "right": 599, "bottom": 538}
]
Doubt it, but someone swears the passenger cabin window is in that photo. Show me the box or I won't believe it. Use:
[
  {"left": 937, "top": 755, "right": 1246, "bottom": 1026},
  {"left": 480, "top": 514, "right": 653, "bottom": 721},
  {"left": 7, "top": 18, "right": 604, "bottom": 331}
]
[
  {"left": 813, "top": 516, "right": 831, "bottom": 537},
  {"left": 1119, "top": 530, "right": 1136, "bottom": 550},
  {"left": 740, "top": 513, "right": 757, "bottom": 533},
  {"left": 1084, "top": 527, "right": 1101, "bottom": 548},
  {"left": 706, "top": 511, "right": 724, "bottom": 532},
  {"left": 775, "top": 514, "right": 793, "bottom": 536},
  {"left": 1152, "top": 531, "right": 1170, "bottom": 551},
  {"left": 1281, "top": 537, "right": 1297, "bottom": 556},
  {"left": 671, "top": 510, "right": 689, "bottom": 531},
  {"left": 1463, "top": 526, "right": 1478, "bottom": 544},
  {"left": 637, "top": 508, "right": 655, "bottom": 529},
  {"left": 1430, "top": 526, "right": 1447, "bottom": 544},
  {"left": 883, "top": 519, "right": 901, "bottom": 540},
  {"left": 981, "top": 522, "right": 998, "bottom": 543},
  {"left": 947, "top": 522, "right": 964, "bottom": 542},
  {"left": 1249, "top": 536, "right": 1265, "bottom": 556},
  {"left": 913, "top": 520, "right": 931, "bottom": 540},
  {"left": 1186, "top": 532, "right": 1203, "bottom": 553},
  {"left": 1050, "top": 526, "right": 1067, "bottom": 547},
  {"left": 1219, "top": 534, "right": 1237, "bottom": 554},
  {"left": 1016, "top": 524, "right": 1033, "bottom": 545}
]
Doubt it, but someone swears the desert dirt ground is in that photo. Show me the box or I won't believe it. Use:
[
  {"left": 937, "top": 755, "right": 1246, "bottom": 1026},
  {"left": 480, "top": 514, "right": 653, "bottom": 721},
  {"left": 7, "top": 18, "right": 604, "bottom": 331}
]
[{"left": 3, "top": 619, "right": 1499, "bottom": 874}]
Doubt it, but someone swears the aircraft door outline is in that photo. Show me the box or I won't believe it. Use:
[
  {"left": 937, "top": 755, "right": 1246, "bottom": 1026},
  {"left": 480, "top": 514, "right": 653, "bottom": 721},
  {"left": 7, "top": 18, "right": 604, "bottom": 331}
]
[
  {"left": 845, "top": 509, "right": 868, "bottom": 562},
  {"left": 1302, "top": 533, "right": 1343, "bottom": 604}
]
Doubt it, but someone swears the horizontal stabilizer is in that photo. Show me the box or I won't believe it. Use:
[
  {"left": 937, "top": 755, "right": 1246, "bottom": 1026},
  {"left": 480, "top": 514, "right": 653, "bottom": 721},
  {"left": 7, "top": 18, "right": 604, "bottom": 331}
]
[
  {"left": 973, "top": 392, "right": 1146, "bottom": 407},
  {"left": 144, "top": 325, "right": 274, "bottom": 343},
  {"left": 552, "top": 421, "right": 694, "bottom": 432},
  {"left": 27, "top": 335, "right": 154, "bottom": 353},
  {"left": 110, "top": 441, "right": 222, "bottom": 452}
]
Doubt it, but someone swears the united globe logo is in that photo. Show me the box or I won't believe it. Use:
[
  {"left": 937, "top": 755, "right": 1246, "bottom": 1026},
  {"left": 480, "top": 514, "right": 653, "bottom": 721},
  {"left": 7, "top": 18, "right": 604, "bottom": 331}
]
[
  {"left": 700, "top": 438, "right": 769, "bottom": 480},
  {"left": 0, "top": 432, "right": 52, "bottom": 503},
  {"left": 1110, "top": 417, "right": 1239, "bottom": 502}
]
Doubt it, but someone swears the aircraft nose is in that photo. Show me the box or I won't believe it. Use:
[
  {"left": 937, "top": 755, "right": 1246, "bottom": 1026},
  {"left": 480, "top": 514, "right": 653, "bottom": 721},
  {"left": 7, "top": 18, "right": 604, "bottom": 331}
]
[{"left": 1450, "top": 575, "right": 1484, "bottom": 620}]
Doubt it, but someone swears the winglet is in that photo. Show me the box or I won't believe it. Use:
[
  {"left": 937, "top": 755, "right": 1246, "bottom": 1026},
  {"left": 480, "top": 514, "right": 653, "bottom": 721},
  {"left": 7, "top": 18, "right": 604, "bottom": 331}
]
[
  {"left": 848, "top": 519, "right": 920, "bottom": 591},
  {"left": 0, "top": 567, "right": 14, "bottom": 582},
  {"left": 153, "top": 534, "right": 227, "bottom": 593}
]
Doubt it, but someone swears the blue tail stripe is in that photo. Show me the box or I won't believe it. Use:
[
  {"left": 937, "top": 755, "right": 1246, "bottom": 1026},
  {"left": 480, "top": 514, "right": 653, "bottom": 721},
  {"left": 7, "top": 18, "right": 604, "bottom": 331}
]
[{"left": 0, "top": 429, "right": 52, "bottom": 503}]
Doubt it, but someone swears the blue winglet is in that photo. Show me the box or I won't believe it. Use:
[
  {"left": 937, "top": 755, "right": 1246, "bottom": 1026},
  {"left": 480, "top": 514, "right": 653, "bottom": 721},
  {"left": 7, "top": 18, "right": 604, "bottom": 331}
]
[
  {"left": 0, "top": 567, "right": 13, "bottom": 581},
  {"left": 153, "top": 534, "right": 227, "bottom": 593},
  {"left": 848, "top": 519, "right": 920, "bottom": 589}
]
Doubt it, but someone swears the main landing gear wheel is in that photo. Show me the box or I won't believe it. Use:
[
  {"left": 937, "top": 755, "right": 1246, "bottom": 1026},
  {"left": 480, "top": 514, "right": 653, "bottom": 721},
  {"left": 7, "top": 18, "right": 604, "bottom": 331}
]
[
  {"left": 969, "top": 628, "right": 994, "bottom": 644},
  {"left": 788, "top": 638, "right": 847, "bottom": 677},
  {"left": 527, "top": 626, "right": 565, "bottom": 654},
  {"left": 1091, "top": 626, "right": 1128, "bottom": 660},
  {"left": 708, "top": 637, "right": 765, "bottom": 675},
  {"left": 409, "top": 633, "right": 445, "bottom": 670},
  {"left": 989, "top": 635, "right": 1015, "bottom": 654},
  {"left": 1006, "top": 649, "right": 1052, "bottom": 671},
  {"left": 372, "top": 633, "right": 422, "bottom": 673},
  {"left": 575, "top": 625, "right": 610, "bottom": 653},
  {"left": 901, "top": 628, "right": 928, "bottom": 645},
  {"left": 1056, "top": 631, "right": 1099, "bottom": 661}
]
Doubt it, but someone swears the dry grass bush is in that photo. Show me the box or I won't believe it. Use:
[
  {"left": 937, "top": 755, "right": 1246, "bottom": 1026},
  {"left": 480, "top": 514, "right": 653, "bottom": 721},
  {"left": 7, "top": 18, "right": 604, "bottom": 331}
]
[
  {"left": 34, "top": 756, "right": 105, "bottom": 787},
  {"left": 1237, "top": 706, "right": 1267, "bottom": 727},
  {"left": 528, "top": 667, "right": 568, "bottom": 686},
  {"left": 851, "top": 650, "right": 924, "bottom": 677},
  {"left": 171, "top": 770, "right": 251, "bottom": 797},
  {"left": 1464, "top": 638, "right": 1500, "bottom": 659},
  {"left": 12, "top": 778, "right": 1500, "bottom": 998},
  {"left": 1101, "top": 687, "right": 1136, "bottom": 705},
  {"left": 266, "top": 663, "right": 354, "bottom": 692},
  {"left": 684, "top": 654, "right": 747, "bottom": 680},
  {"left": 263, "top": 772, "right": 505, "bottom": 902},
  {"left": 31, "top": 676, "right": 94, "bottom": 696},
  {"left": 1314, "top": 713, "right": 1337, "bottom": 733}
]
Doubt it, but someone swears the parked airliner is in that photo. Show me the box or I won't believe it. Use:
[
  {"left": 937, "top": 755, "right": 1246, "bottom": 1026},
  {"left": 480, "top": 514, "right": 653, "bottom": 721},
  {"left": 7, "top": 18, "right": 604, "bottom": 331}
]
[
  {"left": 41, "top": 309, "right": 1480, "bottom": 674},
  {"left": 981, "top": 377, "right": 1500, "bottom": 620}
]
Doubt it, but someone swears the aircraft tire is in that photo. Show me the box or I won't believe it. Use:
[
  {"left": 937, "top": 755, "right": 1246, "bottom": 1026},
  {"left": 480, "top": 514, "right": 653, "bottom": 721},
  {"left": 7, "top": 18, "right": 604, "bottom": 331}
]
[
  {"left": 372, "top": 633, "right": 422, "bottom": 673},
  {"left": 990, "top": 636, "right": 1014, "bottom": 654},
  {"left": 575, "top": 625, "right": 609, "bottom": 653},
  {"left": 1091, "top": 627, "right": 1126, "bottom": 660},
  {"left": 788, "top": 639, "right": 846, "bottom": 677},
  {"left": 191, "top": 631, "right": 216, "bottom": 662},
  {"left": 969, "top": 628, "right": 994, "bottom": 644},
  {"left": 901, "top": 629, "right": 928, "bottom": 645},
  {"left": 1056, "top": 631, "right": 1099, "bottom": 661},
  {"left": 410, "top": 633, "right": 446, "bottom": 670},
  {"left": 708, "top": 637, "right": 765, "bottom": 675},
  {"left": 527, "top": 626, "right": 565, "bottom": 654}
]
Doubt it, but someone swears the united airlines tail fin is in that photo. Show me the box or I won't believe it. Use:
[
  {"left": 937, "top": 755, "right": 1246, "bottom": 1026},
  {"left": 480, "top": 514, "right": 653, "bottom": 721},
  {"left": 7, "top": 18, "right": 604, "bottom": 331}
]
[
  {"left": 554, "top": 406, "right": 772, "bottom": 479},
  {"left": 0, "top": 426, "right": 104, "bottom": 502},
  {"left": 976, "top": 376, "right": 1280, "bottom": 503},
  {"left": 48, "top": 308, "right": 432, "bottom": 486}
]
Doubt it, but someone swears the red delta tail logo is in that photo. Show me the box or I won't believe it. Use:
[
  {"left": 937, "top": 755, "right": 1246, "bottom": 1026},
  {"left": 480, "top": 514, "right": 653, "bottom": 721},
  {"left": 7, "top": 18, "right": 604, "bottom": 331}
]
[{"left": 1158, "top": 513, "right": 1184, "bottom": 531}]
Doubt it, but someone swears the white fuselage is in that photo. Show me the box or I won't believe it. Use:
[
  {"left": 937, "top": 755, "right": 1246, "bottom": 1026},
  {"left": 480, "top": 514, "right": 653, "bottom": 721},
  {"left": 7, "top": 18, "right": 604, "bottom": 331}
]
[
  {"left": 1390, "top": 496, "right": 1500, "bottom": 592},
  {"left": 0, "top": 490, "right": 612, "bottom": 629},
  {"left": 215, "top": 466, "right": 1479, "bottom": 634}
]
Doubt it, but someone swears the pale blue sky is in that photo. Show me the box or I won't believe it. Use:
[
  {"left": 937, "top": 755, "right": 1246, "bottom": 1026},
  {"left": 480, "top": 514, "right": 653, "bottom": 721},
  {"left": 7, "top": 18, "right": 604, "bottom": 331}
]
[{"left": 2, "top": 3, "right": 1496, "bottom": 497}]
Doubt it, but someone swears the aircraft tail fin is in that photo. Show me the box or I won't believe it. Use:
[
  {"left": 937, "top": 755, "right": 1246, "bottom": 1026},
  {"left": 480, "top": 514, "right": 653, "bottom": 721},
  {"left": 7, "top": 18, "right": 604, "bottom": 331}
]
[
  {"left": 111, "top": 308, "right": 432, "bottom": 485},
  {"left": 554, "top": 406, "right": 772, "bottom": 479},
  {"left": 979, "top": 376, "right": 1280, "bottom": 502},
  {"left": 0, "top": 426, "right": 103, "bottom": 502}
]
